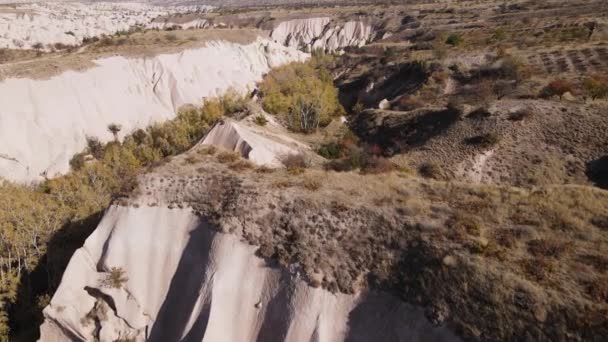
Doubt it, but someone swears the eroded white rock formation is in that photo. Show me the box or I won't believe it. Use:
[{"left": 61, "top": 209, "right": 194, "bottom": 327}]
[
  {"left": 0, "top": 39, "right": 306, "bottom": 182},
  {"left": 270, "top": 17, "right": 375, "bottom": 52},
  {"left": 40, "top": 205, "right": 460, "bottom": 342},
  {"left": 0, "top": 2, "right": 208, "bottom": 49},
  {"left": 199, "top": 118, "right": 310, "bottom": 167}
]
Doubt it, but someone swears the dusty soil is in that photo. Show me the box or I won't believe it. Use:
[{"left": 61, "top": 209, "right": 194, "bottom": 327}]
[{"left": 126, "top": 143, "right": 608, "bottom": 341}]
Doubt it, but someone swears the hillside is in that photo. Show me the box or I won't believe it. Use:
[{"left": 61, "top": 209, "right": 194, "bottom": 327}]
[{"left": 0, "top": 0, "right": 606, "bottom": 341}]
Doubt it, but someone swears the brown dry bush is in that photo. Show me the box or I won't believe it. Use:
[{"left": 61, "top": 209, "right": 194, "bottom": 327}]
[
  {"left": 255, "top": 165, "right": 275, "bottom": 174},
  {"left": 217, "top": 151, "right": 240, "bottom": 164},
  {"left": 541, "top": 79, "right": 575, "bottom": 99},
  {"left": 198, "top": 145, "right": 217, "bottom": 155},
  {"left": 464, "top": 133, "right": 500, "bottom": 148},
  {"left": 301, "top": 177, "right": 322, "bottom": 191},
  {"left": 282, "top": 153, "right": 308, "bottom": 175},
  {"left": 229, "top": 160, "right": 253, "bottom": 172}
]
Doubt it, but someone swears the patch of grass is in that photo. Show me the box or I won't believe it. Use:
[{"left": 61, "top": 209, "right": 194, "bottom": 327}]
[
  {"left": 445, "top": 33, "right": 464, "bottom": 46},
  {"left": 217, "top": 151, "right": 241, "bottom": 164},
  {"left": 198, "top": 145, "right": 217, "bottom": 156},
  {"left": 185, "top": 156, "right": 199, "bottom": 165},
  {"left": 301, "top": 177, "right": 322, "bottom": 191},
  {"left": 255, "top": 165, "right": 275, "bottom": 174},
  {"left": 527, "top": 238, "right": 572, "bottom": 258}
]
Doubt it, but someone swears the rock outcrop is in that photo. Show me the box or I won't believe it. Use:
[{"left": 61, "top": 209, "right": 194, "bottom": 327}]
[
  {"left": 0, "top": 39, "right": 306, "bottom": 182},
  {"left": 199, "top": 118, "right": 304, "bottom": 167},
  {"left": 270, "top": 17, "right": 375, "bottom": 52},
  {"left": 39, "top": 205, "right": 459, "bottom": 342}
]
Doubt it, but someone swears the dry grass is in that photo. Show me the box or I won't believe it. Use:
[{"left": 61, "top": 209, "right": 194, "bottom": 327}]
[
  {"left": 229, "top": 159, "right": 253, "bottom": 171},
  {"left": 300, "top": 176, "right": 322, "bottom": 191},
  {"left": 142, "top": 139, "right": 608, "bottom": 341},
  {"left": 198, "top": 145, "right": 217, "bottom": 156},
  {"left": 216, "top": 151, "right": 241, "bottom": 164}
]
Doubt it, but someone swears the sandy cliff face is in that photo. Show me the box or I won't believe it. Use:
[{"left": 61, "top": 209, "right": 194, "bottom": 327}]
[
  {"left": 40, "top": 205, "right": 459, "bottom": 342},
  {"left": 270, "top": 17, "right": 375, "bottom": 52},
  {"left": 0, "top": 39, "right": 306, "bottom": 182}
]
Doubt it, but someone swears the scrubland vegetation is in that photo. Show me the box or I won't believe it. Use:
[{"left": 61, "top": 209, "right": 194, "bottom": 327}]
[
  {"left": 259, "top": 52, "right": 344, "bottom": 133},
  {"left": 0, "top": 93, "right": 244, "bottom": 339}
]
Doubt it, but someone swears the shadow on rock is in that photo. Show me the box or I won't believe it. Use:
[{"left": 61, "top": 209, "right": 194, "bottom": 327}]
[{"left": 148, "top": 221, "right": 215, "bottom": 342}]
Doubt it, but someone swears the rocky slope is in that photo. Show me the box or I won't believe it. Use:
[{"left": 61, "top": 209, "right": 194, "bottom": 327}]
[
  {"left": 40, "top": 116, "right": 608, "bottom": 341},
  {"left": 40, "top": 205, "right": 458, "bottom": 342},
  {"left": 0, "top": 38, "right": 305, "bottom": 182}
]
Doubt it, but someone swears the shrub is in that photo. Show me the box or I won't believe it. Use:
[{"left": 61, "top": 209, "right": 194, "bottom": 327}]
[
  {"left": 317, "top": 141, "right": 343, "bottom": 160},
  {"left": 32, "top": 42, "right": 43, "bottom": 50},
  {"left": 323, "top": 143, "right": 393, "bottom": 174},
  {"left": 185, "top": 155, "right": 199, "bottom": 164},
  {"left": 301, "top": 177, "right": 322, "bottom": 191},
  {"left": 219, "top": 88, "right": 248, "bottom": 114},
  {"left": 165, "top": 33, "right": 178, "bottom": 42},
  {"left": 255, "top": 165, "right": 274, "bottom": 174},
  {"left": 229, "top": 160, "right": 253, "bottom": 171},
  {"left": 508, "top": 108, "right": 533, "bottom": 121},
  {"left": 102, "top": 267, "right": 128, "bottom": 289},
  {"left": 282, "top": 153, "right": 308, "bottom": 175},
  {"left": 396, "top": 96, "right": 424, "bottom": 111},
  {"left": 418, "top": 162, "right": 444, "bottom": 179},
  {"left": 217, "top": 151, "right": 240, "bottom": 164},
  {"left": 465, "top": 133, "right": 500, "bottom": 148},
  {"left": 583, "top": 76, "right": 608, "bottom": 100},
  {"left": 445, "top": 34, "right": 463, "bottom": 46},
  {"left": 542, "top": 79, "right": 574, "bottom": 99},
  {"left": 362, "top": 156, "right": 394, "bottom": 174},
  {"left": 352, "top": 101, "right": 365, "bottom": 114},
  {"left": 86, "top": 136, "right": 104, "bottom": 160},
  {"left": 254, "top": 115, "right": 268, "bottom": 126},
  {"left": 69, "top": 152, "right": 87, "bottom": 171},
  {"left": 198, "top": 145, "right": 217, "bottom": 155},
  {"left": 489, "top": 28, "right": 507, "bottom": 42},
  {"left": 53, "top": 42, "right": 70, "bottom": 50}
]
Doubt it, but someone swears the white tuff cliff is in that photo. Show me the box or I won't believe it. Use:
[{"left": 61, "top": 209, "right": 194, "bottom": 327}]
[
  {"left": 40, "top": 205, "right": 460, "bottom": 342},
  {"left": 198, "top": 117, "right": 310, "bottom": 167},
  {"left": 0, "top": 2, "right": 207, "bottom": 49},
  {"left": 270, "top": 17, "right": 375, "bottom": 52},
  {"left": 0, "top": 39, "right": 306, "bottom": 182}
]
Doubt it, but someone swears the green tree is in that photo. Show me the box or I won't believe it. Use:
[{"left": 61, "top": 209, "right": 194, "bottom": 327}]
[{"left": 259, "top": 58, "right": 343, "bottom": 133}]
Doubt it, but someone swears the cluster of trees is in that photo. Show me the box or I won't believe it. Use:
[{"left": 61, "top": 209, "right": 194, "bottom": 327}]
[
  {"left": 259, "top": 52, "right": 344, "bottom": 133},
  {"left": 0, "top": 93, "right": 243, "bottom": 340}
]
